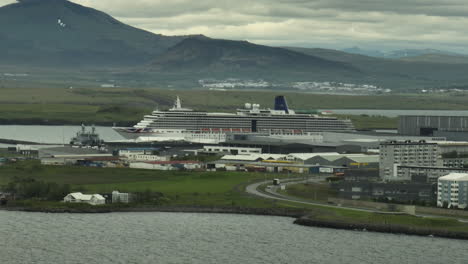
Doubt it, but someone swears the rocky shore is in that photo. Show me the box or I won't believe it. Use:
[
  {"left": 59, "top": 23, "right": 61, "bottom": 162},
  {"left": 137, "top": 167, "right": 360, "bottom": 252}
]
[
  {"left": 0, "top": 205, "right": 306, "bottom": 218},
  {"left": 294, "top": 216, "right": 468, "bottom": 240}
]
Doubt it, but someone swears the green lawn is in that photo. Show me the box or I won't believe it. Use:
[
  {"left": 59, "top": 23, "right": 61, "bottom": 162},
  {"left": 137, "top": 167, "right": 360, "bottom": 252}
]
[
  {"left": 0, "top": 161, "right": 282, "bottom": 207},
  {"left": 279, "top": 182, "right": 337, "bottom": 202},
  {"left": 2, "top": 87, "right": 468, "bottom": 128},
  {"left": 2, "top": 161, "right": 468, "bottom": 234}
]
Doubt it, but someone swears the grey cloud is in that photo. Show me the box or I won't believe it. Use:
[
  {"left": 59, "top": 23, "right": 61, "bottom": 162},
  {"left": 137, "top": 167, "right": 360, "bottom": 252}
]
[{"left": 1, "top": 0, "right": 468, "bottom": 52}]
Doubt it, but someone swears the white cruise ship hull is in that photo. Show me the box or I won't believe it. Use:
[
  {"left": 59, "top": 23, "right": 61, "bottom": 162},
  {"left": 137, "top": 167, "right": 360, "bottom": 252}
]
[{"left": 112, "top": 96, "right": 355, "bottom": 143}]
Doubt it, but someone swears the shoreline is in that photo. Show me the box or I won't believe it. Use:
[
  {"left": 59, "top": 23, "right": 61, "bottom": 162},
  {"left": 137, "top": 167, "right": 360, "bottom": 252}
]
[
  {"left": 0, "top": 119, "right": 134, "bottom": 127},
  {"left": 2, "top": 205, "right": 468, "bottom": 240},
  {"left": 294, "top": 216, "right": 468, "bottom": 240}
]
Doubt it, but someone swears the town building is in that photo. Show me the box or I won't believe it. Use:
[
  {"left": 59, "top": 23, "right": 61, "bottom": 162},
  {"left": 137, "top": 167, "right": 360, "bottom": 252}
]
[
  {"left": 196, "top": 146, "right": 262, "bottom": 155},
  {"left": 118, "top": 148, "right": 159, "bottom": 157},
  {"left": 332, "top": 181, "right": 436, "bottom": 204},
  {"left": 399, "top": 115, "right": 468, "bottom": 139},
  {"left": 122, "top": 154, "right": 169, "bottom": 162},
  {"left": 396, "top": 165, "right": 468, "bottom": 183},
  {"left": 379, "top": 140, "right": 468, "bottom": 181},
  {"left": 112, "top": 191, "right": 131, "bottom": 204},
  {"left": 437, "top": 173, "right": 468, "bottom": 209},
  {"left": 63, "top": 192, "right": 106, "bottom": 205},
  {"left": 129, "top": 161, "right": 202, "bottom": 171}
]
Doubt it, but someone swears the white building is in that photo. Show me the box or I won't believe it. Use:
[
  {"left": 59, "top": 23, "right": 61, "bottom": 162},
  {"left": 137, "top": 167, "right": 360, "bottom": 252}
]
[
  {"left": 200, "top": 146, "right": 262, "bottom": 155},
  {"left": 63, "top": 192, "right": 106, "bottom": 205},
  {"left": 437, "top": 173, "right": 468, "bottom": 209},
  {"left": 119, "top": 148, "right": 159, "bottom": 157},
  {"left": 129, "top": 161, "right": 201, "bottom": 171},
  {"left": 123, "top": 154, "right": 169, "bottom": 162},
  {"left": 112, "top": 190, "right": 131, "bottom": 204}
]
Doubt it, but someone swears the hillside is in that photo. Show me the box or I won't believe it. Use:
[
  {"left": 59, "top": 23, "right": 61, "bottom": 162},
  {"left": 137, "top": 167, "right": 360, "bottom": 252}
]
[
  {"left": 342, "top": 47, "right": 461, "bottom": 59},
  {"left": 0, "top": 0, "right": 186, "bottom": 67},
  {"left": 285, "top": 47, "right": 468, "bottom": 88},
  {"left": 398, "top": 54, "right": 468, "bottom": 64},
  {"left": 150, "top": 37, "right": 360, "bottom": 78},
  {"left": 1, "top": 0, "right": 468, "bottom": 90}
]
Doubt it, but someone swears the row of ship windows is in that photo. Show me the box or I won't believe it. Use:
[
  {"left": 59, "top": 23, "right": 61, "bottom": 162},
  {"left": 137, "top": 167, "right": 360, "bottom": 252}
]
[{"left": 146, "top": 118, "right": 350, "bottom": 125}]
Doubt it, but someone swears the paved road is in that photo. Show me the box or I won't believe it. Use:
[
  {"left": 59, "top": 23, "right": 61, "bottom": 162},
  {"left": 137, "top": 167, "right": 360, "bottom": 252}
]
[
  {"left": 245, "top": 178, "right": 381, "bottom": 213},
  {"left": 245, "top": 178, "right": 468, "bottom": 222}
]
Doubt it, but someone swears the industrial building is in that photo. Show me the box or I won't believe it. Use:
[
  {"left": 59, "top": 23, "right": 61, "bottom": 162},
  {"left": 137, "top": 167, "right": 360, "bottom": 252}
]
[
  {"left": 332, "top": 181, "right": 436, "bottom": 203},
  {"left": 437, "top": 173, "right": 468, "bottom": 209},
  {"left": 399, "top": 115, "right": 468, "bottom": 139},
  {"left": 396, "top": 165, "right": 468, "bottom": 183}
]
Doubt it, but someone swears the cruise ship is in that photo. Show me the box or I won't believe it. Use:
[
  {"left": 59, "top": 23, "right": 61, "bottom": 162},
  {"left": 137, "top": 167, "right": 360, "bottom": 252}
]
[{"left": 113, "top": 96, "right": 355, "bottom": 142}]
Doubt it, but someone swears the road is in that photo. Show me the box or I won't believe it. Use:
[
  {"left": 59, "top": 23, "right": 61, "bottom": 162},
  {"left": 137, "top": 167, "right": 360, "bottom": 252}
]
[
  {"left": 245, "top": 178, "right": 468, "bottom": 222},
  {"left": 245, "top": 178, "right": 382, "bottom": 213}
]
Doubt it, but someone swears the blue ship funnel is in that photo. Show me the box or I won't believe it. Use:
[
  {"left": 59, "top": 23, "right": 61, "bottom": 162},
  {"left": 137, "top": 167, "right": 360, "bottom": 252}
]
[{"left": 274, "top": 96, "right": 289, "bottom": 113}]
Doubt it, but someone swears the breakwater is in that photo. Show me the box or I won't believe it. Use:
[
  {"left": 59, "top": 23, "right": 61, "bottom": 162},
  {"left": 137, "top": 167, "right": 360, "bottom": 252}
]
[
  {"left": 2, "top": 205, "right": 306, "bottom": 218},
  {"left": 294, "top": 216, "right": 468, "bottom": 240}
]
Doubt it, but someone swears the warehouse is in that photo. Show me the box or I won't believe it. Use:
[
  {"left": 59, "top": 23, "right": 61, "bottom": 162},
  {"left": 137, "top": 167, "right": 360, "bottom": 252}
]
[{"left": 399, "top": 115, "right": 468, "bottom": 138}]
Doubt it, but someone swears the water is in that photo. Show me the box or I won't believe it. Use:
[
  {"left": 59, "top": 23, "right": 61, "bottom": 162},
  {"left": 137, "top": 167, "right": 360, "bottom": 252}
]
[
  {"left": 0, "top": 125, "right": 123, "bottom": 144},
  {"left": 320, "top": 109, "right": 468, "bottom": 117},
  {"left": 0, "top": 211, "right": 466, "bottom": 264}
]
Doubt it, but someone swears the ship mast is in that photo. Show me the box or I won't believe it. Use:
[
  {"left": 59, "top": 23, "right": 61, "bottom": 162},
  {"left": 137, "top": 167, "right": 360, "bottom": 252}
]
[{"left": 175, "top": 96, "right": 182, "bottom": 109}]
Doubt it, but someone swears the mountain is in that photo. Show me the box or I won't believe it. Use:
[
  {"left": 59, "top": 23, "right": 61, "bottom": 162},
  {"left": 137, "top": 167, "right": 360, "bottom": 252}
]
[
  {"left": 398, "top": 54, "right": 468, "bottom": 64},
  {"left": 342, "top": 47, "right": 386, "bottom": 58},
  {"left": 2, "top": 0, "right": 468, "bottom": 90},
  {"left": 0, "top": 0, "right": 186, "bottom": 67},
  {"left": 342, "top": 47, "right": 462, "bottom": 59},
  {"left": 285, "top": 46, "right": 468, "bottom": 88},
  {"left": 150, "top": 37, "right": 359, "bottom": 76}
]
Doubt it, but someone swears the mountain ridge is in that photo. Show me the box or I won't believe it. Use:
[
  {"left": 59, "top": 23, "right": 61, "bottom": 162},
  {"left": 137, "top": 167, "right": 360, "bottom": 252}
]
[
  {"left": 150, "top": 37, "right": 359, "bottom": 75},
  {"left": 0, "top": 0, "right": 187, "bottom": 66}
]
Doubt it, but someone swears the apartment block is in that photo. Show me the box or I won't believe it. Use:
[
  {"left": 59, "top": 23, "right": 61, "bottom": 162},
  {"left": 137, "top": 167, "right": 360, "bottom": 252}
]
[
  {"left": 437, "top": 173, "right": 468, "bottom": 209},
  {"left": 380, "top": 140, "right": 468, "bottom": 181}
]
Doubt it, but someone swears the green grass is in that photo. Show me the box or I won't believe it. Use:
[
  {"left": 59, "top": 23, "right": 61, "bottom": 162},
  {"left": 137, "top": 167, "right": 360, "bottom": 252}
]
[
  {"left": 2, "top": 87, "right": 468, "bottom": 128},
  {"left": 2, "top": 161, "right": 468, "bottom": 234},
  {"left": 337, "top": 114, "right": 398, "bottom": 129},
  {"left": 0, "top": 161, "right": 283, "bottom": 207},
  {"left": 3, "top": 87, "right": 468, "bottom": 111},
  {"left": 279, "top": 182, "right": 337, "bottom": 202}
]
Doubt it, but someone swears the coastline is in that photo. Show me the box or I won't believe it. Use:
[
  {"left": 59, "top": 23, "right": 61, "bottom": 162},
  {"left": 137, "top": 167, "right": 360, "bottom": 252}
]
[
  {"left": 0, "top": 205, "right": 306, "bottom": 218},
  {"left": 2, "top": 205, "right": 468, "bottom": 240},
  {"left": 0, "top": 119, "right": 134, "bottom": 127},
  {"left": 294, "top": 216, "right": 468, "bottom": 240}
]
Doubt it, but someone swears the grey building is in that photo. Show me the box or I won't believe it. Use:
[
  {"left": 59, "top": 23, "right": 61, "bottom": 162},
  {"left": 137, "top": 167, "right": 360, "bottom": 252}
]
[
  {"left": 396, "top": 165, "right": 468, "bottom": 183},
  {"left": 380, "top": 140, "right": 468, "bottom": 181},
  {"left": 380, "top": 141, "right": 439, "bottom": 181},
  {"left": 332, "top": 181, "right": 436, "bottom": 204},
  {"left": 399, "top": 115, "right": 468, "bottom": 137},
  {"left": 437, "top": 173, "right": 468, "bottom": 209}
]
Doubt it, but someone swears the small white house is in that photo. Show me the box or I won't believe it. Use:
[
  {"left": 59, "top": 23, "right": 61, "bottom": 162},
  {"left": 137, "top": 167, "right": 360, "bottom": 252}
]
[
  {"left": 112, "top": 190, "right": 131, "bottom": 204},
  {"left": 64, "top": 192, "right": 106, "bottom": 205}
]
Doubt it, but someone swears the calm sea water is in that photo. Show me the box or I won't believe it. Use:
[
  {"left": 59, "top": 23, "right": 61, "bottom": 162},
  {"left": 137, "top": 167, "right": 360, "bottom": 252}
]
[
  {"left": 319, "top": 109, "right": 468, "bottom": 117},
  {"left": 0, "top": 125, "right": 123, "bottom": 144},
  {"left": 0, "top": 211, "right": 466, "bottom": 264}
]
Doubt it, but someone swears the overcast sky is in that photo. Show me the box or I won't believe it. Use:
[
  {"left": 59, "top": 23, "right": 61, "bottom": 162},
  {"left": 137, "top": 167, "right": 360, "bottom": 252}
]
[{"left": 2, "top": 0, "right": 468, "bottom": 53}]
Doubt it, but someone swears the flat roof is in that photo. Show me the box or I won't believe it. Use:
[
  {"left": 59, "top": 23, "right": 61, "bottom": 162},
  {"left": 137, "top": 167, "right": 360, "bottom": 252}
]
[{"left": 439, "top": 173, "right": 468, "bottom": 181}]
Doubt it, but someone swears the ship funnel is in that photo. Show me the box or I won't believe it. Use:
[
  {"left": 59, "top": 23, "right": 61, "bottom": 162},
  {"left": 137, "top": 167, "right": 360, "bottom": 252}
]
[{"left": 274, "top": 96, "right": 289, "bottom": 114}]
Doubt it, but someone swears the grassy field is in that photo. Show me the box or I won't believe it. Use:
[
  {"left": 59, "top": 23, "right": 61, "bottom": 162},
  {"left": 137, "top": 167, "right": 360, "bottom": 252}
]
[
  {"left": 338, "top": 115, "right": 398, "bottom": 129},
  {"left": 2, "top": 161, "right": 468, "bottom": 235},
  {"left": 2, "top": 86, "right": 467, "bottom": 128},
  {"left": 0, "top": 161, "right": 282, "bottom": 208},
  {"left": 4, "top": 87, "right": 468, "bottom": 110},
  {"left": 278, "top": 182, "right": 337, "bottom": 202}
]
